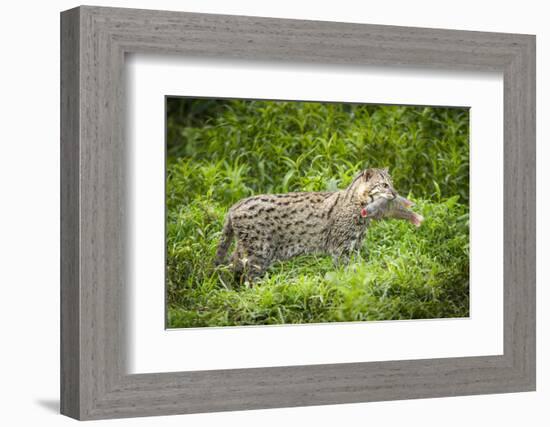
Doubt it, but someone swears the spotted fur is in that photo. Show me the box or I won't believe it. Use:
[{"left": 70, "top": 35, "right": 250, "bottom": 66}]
[{"left": 215, "top": 168, "right": 409, "bottom": 282}]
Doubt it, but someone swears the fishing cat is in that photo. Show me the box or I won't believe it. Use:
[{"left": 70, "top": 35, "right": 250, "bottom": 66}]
[{"left": 215, "top": 168, "right": 422, "bottom": 282}]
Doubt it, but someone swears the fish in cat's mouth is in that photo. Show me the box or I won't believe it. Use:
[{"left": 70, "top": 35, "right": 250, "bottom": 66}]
[{"left": 361, "top": 194, "right": 423, "bottom": 227}]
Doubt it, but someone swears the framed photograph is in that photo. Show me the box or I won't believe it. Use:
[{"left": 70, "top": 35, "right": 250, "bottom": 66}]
[{"left": 61, "top": 5, "right": 535, "bottom": 420}]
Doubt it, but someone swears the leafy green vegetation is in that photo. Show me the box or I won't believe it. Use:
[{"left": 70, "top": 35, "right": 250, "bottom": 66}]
[{"left": 166, "top": 99, "right": 469, "bottom": 328}]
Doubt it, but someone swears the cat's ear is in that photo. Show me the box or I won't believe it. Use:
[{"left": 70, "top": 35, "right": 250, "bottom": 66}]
[
  {"left": 363, "top": 169, "right": 374, "bottom": 181},
  {"left": 350, "top": 170, "right": 366, "bottom": 184},
  {"left": 382, "top": 167, "right": 389, "bottom": 174}
]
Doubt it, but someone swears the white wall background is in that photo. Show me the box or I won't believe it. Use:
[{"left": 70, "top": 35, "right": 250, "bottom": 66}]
[{"left": 0, "top": 0, "right": 546, "bottom": 425}]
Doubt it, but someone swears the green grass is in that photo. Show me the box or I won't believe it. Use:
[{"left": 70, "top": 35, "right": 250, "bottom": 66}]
[{"left": 166, "top": 99, "right": 470, "bottom": 328}]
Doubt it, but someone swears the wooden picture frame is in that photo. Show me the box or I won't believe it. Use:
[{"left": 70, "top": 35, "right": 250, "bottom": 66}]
[{"left": 60, "top": 5, "right": 536, "bottom": 420}]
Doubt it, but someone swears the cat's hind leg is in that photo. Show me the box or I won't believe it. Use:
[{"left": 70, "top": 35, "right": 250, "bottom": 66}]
[
  {"left": 230, "top": 243, "right": 270, "bottom": 285},
  {"left": 242, "top": 254, "right": 270, "bottom": 285},
  {"left": 229, "top": 243, "right": 246, "bottom": 279}
]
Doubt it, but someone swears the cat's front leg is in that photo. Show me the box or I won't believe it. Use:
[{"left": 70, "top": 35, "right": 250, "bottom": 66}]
[
  {"left": 352, "top": 233, "right": 368, "bottom": 261},
  {"left": 331, "top": 248, "right": 351, "bottom": 267},
  {"left": 358, "top": 243, "right": 368, "bottom": 261}
]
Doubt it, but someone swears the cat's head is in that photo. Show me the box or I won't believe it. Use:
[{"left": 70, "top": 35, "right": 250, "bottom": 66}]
[{"left": 348, "top": 168, "right": 396, "bottom": 205}]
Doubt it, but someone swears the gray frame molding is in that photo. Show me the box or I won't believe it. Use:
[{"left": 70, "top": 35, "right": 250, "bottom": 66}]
[{"left": 60, "top": 5, "right": 536, "bottom": 420}]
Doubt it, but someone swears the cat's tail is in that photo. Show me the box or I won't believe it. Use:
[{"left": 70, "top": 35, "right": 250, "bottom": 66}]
[{"left": 214, "top": 215, "right": 234, "bottom": 266}]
